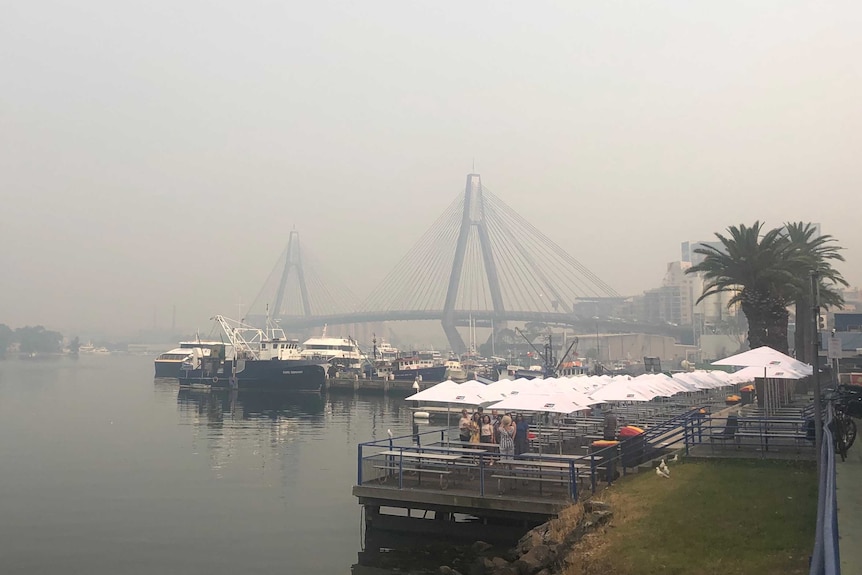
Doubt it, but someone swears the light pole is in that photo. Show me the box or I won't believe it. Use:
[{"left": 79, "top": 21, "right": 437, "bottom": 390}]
[
  {"left": 811, "top": 272, "right": 823, "bottom": 472},
  {"left": 593, "top": 317, "right": 600, "bottom": 371}
]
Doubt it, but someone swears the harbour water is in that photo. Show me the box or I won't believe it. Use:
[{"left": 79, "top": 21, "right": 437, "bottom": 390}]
[{"left": 0, "top": 354, "right": 426, "bottom": 574}]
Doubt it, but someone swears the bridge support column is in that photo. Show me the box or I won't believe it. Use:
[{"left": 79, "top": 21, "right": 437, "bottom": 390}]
[{"left": 441, "top": 174, "right": 506, "bottom": 355}]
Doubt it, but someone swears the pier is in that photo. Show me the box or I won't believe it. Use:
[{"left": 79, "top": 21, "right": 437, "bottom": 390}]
[
  {"left": 352, "top": 410, "right": 700, "bottom": 543},
  {"left": 325, "top": 375, "right": 432, "bottom": 394}
]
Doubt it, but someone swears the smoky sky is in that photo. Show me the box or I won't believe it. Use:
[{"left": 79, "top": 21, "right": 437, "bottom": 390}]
[{"left": 2, "top": 1, "right": 860, "bottom": 336}]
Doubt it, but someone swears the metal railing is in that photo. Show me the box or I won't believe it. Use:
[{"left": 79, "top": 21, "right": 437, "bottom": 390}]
[
  {"left": 809, "top": 404, "right": 840, "bottom": 575},
  {"left": 685, "top": 411, "right": 816, "bottom": 457},
  {"left": 355, "top": 413, "right": 707, "bottom": 502}
]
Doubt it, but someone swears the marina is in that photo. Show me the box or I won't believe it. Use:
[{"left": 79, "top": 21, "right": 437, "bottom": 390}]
[{"left": 173, "top": 316, "right": 326, "bottom": 392}]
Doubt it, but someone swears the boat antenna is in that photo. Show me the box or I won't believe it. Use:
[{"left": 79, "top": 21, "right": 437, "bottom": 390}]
[
  {"left": 555, "top": 337, "right": 579, "bottom": 375},
  {"left": 515, "top": 327, "right": 553, "bottom": 376}
]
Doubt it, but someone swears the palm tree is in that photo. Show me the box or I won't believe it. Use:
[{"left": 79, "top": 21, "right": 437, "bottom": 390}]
[
  {"left": 784, "top": 222, "right": 847, "bottom": 363},
  {"left": 686, "top": 222, "right": 807, "bottom": 354}
]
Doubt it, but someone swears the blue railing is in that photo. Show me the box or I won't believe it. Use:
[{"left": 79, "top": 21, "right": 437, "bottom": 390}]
[
  {"left": 809, "top": 404, "right": 840, "bottom": 575},
  {"left": 355, "top": 415, "right": 706, "bottom": 501},
  {"left": 640, "top": 406, "right": 707, "bottom": 459},
  {"left": 357, "top": 428, "right": 590, "bottom": 500}
]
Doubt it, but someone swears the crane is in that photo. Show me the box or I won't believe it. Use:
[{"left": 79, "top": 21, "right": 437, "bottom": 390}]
[
  {"left": 211, "top": 315, "right": 265, "bottom": 360},
  {"left": 514, "top": 328, "right": 579, "bottom": 377}
]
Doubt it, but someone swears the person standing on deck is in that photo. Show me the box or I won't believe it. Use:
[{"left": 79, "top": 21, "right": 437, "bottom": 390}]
[
  {"left": 497, "top": 415, "right": 517, "bottom": 494},
  {"left": 469, "top": 413, "right": 481, "bottom": 443},
  {"left": 499, "top": 415, "right": 516, "bottom": 458},
  {"left": 480, "top": 415, "right": 494, "bottom": 444},
  {"left": 458, "top": 409, "right": 471, "bottom": 443},
  {"left": 514, "top": 414, "right": 530, "bottom": 456}
]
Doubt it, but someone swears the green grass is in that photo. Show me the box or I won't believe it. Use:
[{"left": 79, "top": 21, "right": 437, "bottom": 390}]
[{"left": 568, "top": 458, "right": 817, "bottom": 575}]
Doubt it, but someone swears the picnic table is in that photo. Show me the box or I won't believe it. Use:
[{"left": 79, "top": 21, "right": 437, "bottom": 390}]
[
  {"left": 492, "top": 458, "right": 589, "bottom": 495},
  {"left": 375, "top": 450, "right": 464, "bottom": 488}
]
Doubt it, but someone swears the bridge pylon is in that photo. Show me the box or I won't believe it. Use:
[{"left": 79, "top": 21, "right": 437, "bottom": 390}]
[
  {"left": 273, "top": 229, "right": 311, "bottom": 319},
  {"left": 442, "top": 174, "right": 505, "bottom": 354}
]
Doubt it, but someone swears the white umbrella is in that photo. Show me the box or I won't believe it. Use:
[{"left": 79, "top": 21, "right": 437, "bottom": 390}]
[
  {"left": 403, "top": 379, "right": 460, "bottom": 402},
  {"left": 481, "top": 378, "right": 519, "bottom": 400},
  {"left": 487, "top": 391, "right": 594, "bottom": 454},
  {"left": 712, "top": 346, "right": 812, "bottom": 414},
  {"left": 488, "top": 392, "right": 595, "bottom": 414},
  {"left": 404, "top": 380, "right": 487, "bottom": 442},
  {"left": 712, "top": 346, "right": 812, "bottom": 375},
  {"left": 730, "top": 364, "right": 810, "bottom": 382},
  {"left": 589, "top": 376, "right": 656, "bottom": 402}
]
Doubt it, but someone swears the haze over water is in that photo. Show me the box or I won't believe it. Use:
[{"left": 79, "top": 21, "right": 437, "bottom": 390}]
[{"left": 0, "top": 355, "right": 419, "bottom": 574}]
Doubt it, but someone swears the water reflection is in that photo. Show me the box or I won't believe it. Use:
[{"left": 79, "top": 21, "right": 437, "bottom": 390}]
[
  {"left": 355, "top": 528, "right": 509, "bottom": 575},
  {"left": 176, "top": 388, "right": 326, "bottom": 422}
]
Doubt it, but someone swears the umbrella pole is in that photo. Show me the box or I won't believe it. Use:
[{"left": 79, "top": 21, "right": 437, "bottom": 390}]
[
  {"left": 559, "top": 419, "right": 563, "bottom": 455},
  {"left": 538, "top": 418, "right": 542, "bottom": 458},
  {"left": 447, "top": 403, "right": 451, "bottom": 446}
]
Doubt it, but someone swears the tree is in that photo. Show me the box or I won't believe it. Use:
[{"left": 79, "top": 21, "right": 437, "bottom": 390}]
[
  {"left": 15, "top": 326, "right": 63, "bottom": 355},
  {"left": 784, "top": 222, "right": 847, "bottom": 363},
  {"left": 0, "top": 324, "right": 12, "bottom": 358},
  {"left": 686, "top": 222, "right": 807, "bottom": 354}
]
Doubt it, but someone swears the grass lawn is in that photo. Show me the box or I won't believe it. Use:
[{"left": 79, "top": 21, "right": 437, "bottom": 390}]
[{"left": 563, "top": 458, "right": 817, "bottom": 575}]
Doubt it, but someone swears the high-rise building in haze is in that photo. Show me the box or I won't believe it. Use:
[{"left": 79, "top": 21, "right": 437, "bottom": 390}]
[{"left": 681, "top": 240, "right": 724, "bottom": 267}]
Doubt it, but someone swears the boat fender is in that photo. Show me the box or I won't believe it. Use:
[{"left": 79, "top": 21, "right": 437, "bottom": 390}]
[
  {"left": 212, "top": 377, "right": 218, "bottom": 384},
  {"left": 413, "top": 411, "right": 430, "bottom": 419}
]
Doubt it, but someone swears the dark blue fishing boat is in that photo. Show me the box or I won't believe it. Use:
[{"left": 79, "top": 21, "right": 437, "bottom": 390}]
[{"left": 178, "top": 315, "right": 325, "bottom": 392}]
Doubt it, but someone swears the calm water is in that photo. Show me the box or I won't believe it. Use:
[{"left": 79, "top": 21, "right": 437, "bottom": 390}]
[{"left": 0, "top": 355, "right": 423, "bottom": 574}]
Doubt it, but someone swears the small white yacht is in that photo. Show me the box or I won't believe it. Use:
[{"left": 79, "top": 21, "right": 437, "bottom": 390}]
[
  {"left": 154, "top": 341, "right": 224, "bottom": 378},
  {"left": 300, "top": 327, "right": 363, "bottom": 369}
]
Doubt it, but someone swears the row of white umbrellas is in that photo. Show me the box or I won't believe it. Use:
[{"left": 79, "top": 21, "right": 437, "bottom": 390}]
[{"left": 405, "top": 346, "right": 814, "bottom": 416}]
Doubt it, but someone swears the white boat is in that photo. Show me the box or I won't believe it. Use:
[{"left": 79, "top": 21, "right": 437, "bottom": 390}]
[
  {"left": 444, "top": 359, "right": 468, "bottom": 382},
  {"left": 300, "top": 326, "right": 363, "bottom": 369},
  {"left": 154, "top": 340, "right": 225, "bottom": 377},
  {"left": 79, "top": 342, "right": 110, "bottom": 355},
  {"left": 374, "top": 339, "right": 399, "bottom": 362}
]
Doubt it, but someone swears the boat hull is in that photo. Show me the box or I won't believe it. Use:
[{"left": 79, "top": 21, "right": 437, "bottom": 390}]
[
  {"left": 391, "top": 365, "right": 447, "bottom": 382},
  {"left": 155, "top": 360, "right": 186, "bottom": 378},
  {"left": 178, "top": 360, "right": 326, "bottom": 392}
]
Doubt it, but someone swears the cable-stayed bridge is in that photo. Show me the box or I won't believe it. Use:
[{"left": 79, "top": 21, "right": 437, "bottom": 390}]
[{"left": 250, "top": 174, "right": 687, "bottom": 352}]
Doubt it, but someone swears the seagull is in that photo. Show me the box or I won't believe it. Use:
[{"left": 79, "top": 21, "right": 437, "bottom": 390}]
[
  {"left": 659, "top": 459, "right": 669, "bottom": 475},
  {"left": 656, "top": 466, "right": 670, "bottom": 478},
  {"left": 387, "top": 429, "right": 393, "bottom": 439},
  {"left": 671, "top": 453, "right": 679, "bottom": 463}
]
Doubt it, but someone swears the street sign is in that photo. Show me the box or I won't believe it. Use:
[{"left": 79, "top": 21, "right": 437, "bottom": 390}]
[{"left": 827, "top": 337, "right": 842, "bottom": 360}]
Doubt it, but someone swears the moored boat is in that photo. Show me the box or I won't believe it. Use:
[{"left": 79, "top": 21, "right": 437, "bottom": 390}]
[
  {"left": 154, "top": 340, "right": 225, "bottom": 378},
  {"left": 390, "top": 355, "right": 447, "bottom": 382},
  {"left": 177, "top": 316, "right": 326, "bottom": 392},
  {"left": 300, "top": 326, "right": 364, "bottom": 370}
]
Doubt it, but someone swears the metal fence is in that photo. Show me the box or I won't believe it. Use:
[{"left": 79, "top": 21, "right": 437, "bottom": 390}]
[
  {"left": 809, "top": 404, "right": 840, "bottom": 575},
  {"left": 355, "top": 410, "right": 706, "bottom": 501}
]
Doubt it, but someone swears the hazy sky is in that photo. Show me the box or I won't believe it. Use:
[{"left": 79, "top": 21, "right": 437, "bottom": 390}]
[{"left": 2, "top": 1, "right": 860, "bottom": 336}]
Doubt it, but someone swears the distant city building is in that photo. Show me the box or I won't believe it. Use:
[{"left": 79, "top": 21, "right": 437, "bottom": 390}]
[
  {"left": 841, "top": 287, "right": 862, "bottom": 312},
  {"left": 572, "top": 297, "right": 628, "bottom": 319},
  {"left": 661, "top": 262, "right": 696, "bottom": 325},
  {"left": 632, "top": 260, "right": 736, "bottom": 332},
  {"left": 638, "top": 285, "right": 682, "bottom": 325},
  {"left": 681, "top": 240, "right": 724, "bottom": 266}
]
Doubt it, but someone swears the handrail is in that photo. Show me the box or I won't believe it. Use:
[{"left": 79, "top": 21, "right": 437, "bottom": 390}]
[
  {"left": 356, "top": 427, "right": 582, "bottom": 500},
  {"left": 809, "top": 403, "right": 840, "bottom": 575}
]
